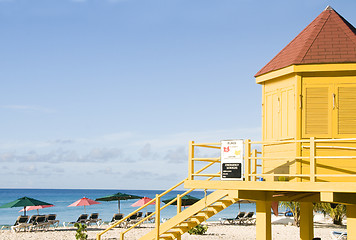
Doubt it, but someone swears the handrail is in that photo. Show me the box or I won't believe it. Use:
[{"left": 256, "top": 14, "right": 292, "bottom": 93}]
[
  {"left": 96, "top": 152, "right": 220, "bottom": 240},
  {"left": 189, "top": 138, "right": 356, "bottom": 183},
  {"left": 116, "top": 170, "right": 219, "bottom": 239}
]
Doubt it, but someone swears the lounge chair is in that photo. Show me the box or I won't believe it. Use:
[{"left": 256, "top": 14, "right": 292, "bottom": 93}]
[
  {"left": 126, "top": 212, "right": 143, "bottom": 227},
  {"left": 109, "top": 213, "right": 124, "bottom": 227},
  {"left": 220, "top": 212, "right": 246, "bottom": 224},
  {"left": 331, "top": 231, "right": 347, "bottom": 240},
  {"left": 29, "top": 215, "right": 50, "bottom": 231},
  {"left": 45, "top": 214, "right": 59, "bottom": 228},
  {"left": 28, "top": 215, "right": 39, "bottom": 224},
  {"left": 63, "top": 214, "right": 88, "bottom": 227},
  {"left": 240, "top": 212, "right": 255, "bottom": 224},
  {"left": 144, "top": 212, "right": 155, "bottom": 223},
  {"left": 8, "top": 215, "right": 29, "bottom": 232},
  {"left": 86, "top": 213, "right": 102, "bottom": 226}
]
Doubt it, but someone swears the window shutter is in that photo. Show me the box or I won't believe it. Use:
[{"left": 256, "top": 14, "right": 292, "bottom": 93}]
[
  {"left": 304, "top": 87, "right": 329, "bottom": 135},
  {"left": 338, "top": 87, "right": 356, "bottom": 134}
]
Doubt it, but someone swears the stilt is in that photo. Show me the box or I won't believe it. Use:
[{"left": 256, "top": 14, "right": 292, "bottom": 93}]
[
  {"left": 256, "top": 200, "right": 271, "bottom": 240},
  {"left": 347, "top": 204, "right": 356, "bottom": 240},
  {"left": 299, "top": 202, "right": 313, "bottom": 240}
]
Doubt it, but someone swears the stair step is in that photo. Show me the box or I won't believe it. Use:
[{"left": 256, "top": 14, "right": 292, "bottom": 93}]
[
  {"left": 188, "top": 216, "right": 206, "bottom": 224},
  {"left": 205, "top": 205, "right": 223, "bottom": 213},
  {"left": 137, "top": 190, "right": 232, "bottom": 240},
  {"left": 214, "top": 199, "right": 233, "bottom": 207},
  {"left": 171, "top": 226, "right": 189, "bottom": 234},
  {"left": 178, "top": 221, "right": 196, "bottom": 228},
  {"left": 158, "top": 234, "right": 174, "bottom": 240},
  {"left": 162, "top": 230, "right": 180, "bottom": 239},
  {"left": 196, "top": 210, "right": 215, "bottom": 218}
]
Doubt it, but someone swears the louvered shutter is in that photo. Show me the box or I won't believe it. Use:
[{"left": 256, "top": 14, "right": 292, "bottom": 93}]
[
  {"left": 303, "top": 86, "right": 331, "bottom": 137},
  {"left": 337, "top": 86, "right": 356, "bottom": 135}
]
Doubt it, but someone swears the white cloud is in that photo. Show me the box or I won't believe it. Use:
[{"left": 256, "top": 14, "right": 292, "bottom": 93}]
[
  {"left": 0, "top": 105, "right": 55, "bottom": 113},
  {"left": 86, "top": 148, "right": 123, "bottom": 161},
  {"left": 0, "top": 127, "right": 261, "bottom": 188},
  {"left": 164, "top": 146, "right": 187, "bottom": 163},
  {"left": 98, "top": 167, "right": 121, "bottom": 175},
  {"left": 0, "top": 147, "right": 124, "bottom": 163},
  {"left": 50, "top": 139, "right": 74, "bottom": 144}
]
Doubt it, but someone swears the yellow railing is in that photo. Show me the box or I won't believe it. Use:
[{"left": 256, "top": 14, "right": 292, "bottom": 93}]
[
  {"left": 188, "top": 138, "right": 356, "bottom": 182},
  {"left": 96, "top": 143, "right": 220, "bottom": 240}
]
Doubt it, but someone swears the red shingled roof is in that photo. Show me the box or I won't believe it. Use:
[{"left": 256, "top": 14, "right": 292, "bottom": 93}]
[{"left": 255, "top": 6, "right": 356, "bottom": 77}]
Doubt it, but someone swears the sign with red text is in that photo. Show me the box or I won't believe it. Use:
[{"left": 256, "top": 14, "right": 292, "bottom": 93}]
[{"left": 220, "top": 140, "right": 244, "bottom": 181}]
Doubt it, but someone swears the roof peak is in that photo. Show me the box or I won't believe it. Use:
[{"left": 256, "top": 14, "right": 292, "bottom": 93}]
[
  {"left": 324, "top": 5, "right": 334, "bottom": 11},
  {"left": 255, "top": 7, "right": 356, "bottom": 77}
]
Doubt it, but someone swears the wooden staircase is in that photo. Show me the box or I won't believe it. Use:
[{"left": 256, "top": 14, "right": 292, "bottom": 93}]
[{"left": 139, "top": 190, "right": 238, "bottom": 240}]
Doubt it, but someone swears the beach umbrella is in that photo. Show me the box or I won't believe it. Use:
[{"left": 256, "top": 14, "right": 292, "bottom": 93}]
[
  {"left": 0, "top": 196, "right": 53, "bottom": 216},
  {"left": 95, "top": 192, "right": 142, "bottom": 213},
  {"left": 131, "top": 197, "right": 155, "bottom": 216},
  {"left": 19, "top": 205, "right": 54, "bottom": 215},
  {"left": 68, "top": 197, "right": 100, "bottom": 213},
  {"left": 162, "top": 195, "right": 200, "bottom": 207},
  {"left": 131, "top": 197, "right": 155, "bottom": 207}
]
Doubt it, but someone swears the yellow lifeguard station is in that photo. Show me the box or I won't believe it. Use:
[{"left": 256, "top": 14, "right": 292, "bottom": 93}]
[{"left": 98, "top": 6, "right": 356, "bottom": 240}]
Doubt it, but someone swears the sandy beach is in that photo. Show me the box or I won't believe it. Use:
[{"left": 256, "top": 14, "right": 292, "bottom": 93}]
[{"left": 0, "top": 215, "right": 347, "bottom": 240}]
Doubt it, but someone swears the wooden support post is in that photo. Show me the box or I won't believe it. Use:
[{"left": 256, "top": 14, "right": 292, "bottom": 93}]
[
  {"left": 300, "top": 202, "right": 314, "bottom": 240},
  {"left": 155, "top": 194, "right": 160, "bottom": 240},
  {"left": 310, "top": 137, "right": 316, "bottom": 182},
  {"left": 251, "top": 149, "right": 257, "bottom": 181},
  {"left": 188, "top": 141, "right": 194, "bottom": 180},
  {"left": 347, "top": 204, "right": 356, "bottom": 240},
  {"left": 256, "top": 200, "right": 271, "bottom": 240},
  {"left": 244, "top": 139, "right": 251, "bottom": 182},
  {"left": 177, "top": 194, "right": 182, "bottom": 214}
]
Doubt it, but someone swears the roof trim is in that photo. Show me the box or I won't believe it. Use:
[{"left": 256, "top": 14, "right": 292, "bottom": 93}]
[{"left": 255, "top": 63, "right": 356, "bottom": 83}]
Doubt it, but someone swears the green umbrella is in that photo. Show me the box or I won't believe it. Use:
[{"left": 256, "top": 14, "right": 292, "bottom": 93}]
[
  {"left": 95, "top": 192, "right": 142, "bottom": 213},
  {"left": 162, "top": 194, "right": 200, "bottom": 207},
  {"left": 0, "top": 196, "right": 53, "bottom": 216}
]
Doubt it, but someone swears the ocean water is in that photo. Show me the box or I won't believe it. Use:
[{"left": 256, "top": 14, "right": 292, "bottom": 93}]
[{"left": 0, "top": 189, "right": 256, "bottom": 226}]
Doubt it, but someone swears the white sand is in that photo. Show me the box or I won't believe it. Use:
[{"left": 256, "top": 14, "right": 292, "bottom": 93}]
[{"left": 0, "top": 215, "right": 347, "bottom": 240}]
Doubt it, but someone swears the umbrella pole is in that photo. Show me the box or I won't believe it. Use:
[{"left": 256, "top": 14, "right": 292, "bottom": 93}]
[
  {"left": 37, "top": 209, "right": 39, "bottom": 215},
  {"left": 24, "top": 206, "right": 26, "bottom": 216},
  {"left": 84, "top": 205, "right": 86, "bottom": 214},
  {"left": 118, "top": 200, "right": 120, "bottom": 213}
]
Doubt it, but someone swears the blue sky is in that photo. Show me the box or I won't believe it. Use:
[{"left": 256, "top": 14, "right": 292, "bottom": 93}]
[{"left": 0, "top": 0, "right": 355, "bottom": 190}]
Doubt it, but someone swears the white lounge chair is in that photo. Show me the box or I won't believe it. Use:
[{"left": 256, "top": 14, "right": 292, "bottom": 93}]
[{"left": 331, "top": 231, "right": 347, "bottom": 240}]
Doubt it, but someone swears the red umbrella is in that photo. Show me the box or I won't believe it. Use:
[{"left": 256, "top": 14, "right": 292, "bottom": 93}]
[
  {"left": 68, "top": 197, "right": 100, "bottom": 213},
  {"left": 19, "top": 205, "right": 54, "bottom": 215},
  {"left": 131, "top": 197, "right": 155, "bottom": 207},
  {"left": 131, "top": 197, "right": 155, "bottom": 217}
]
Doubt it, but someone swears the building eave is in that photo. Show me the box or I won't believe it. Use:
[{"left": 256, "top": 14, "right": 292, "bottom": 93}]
[{"left": 255, "top": 63, "right": 356, "bottom": 84}]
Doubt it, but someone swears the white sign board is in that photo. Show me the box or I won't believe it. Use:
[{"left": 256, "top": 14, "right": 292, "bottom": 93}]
[{"left": 220, "top": 140, "right": 244, "bottom": 181}]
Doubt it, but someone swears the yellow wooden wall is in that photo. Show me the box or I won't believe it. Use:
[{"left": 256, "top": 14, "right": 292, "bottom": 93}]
[
  {"left": 260, "top": 68, "right": 356, "bottom": 182},
  {"left": 300, "top": 75, "right": 356, "bottom": 182},
  {"left": 262, "top": 74, "right": 299, "bottom": 179},
  {"left": 263, "top": 74, "right": 297, "bottom": 141},
  {"left": 302, "top": 76, "right": 356, "bottom": 138}
]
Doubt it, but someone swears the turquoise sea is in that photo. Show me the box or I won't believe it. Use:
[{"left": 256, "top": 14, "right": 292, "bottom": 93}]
[{"left": 0, "top": 189, "right": 256, "bottom": 226}]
